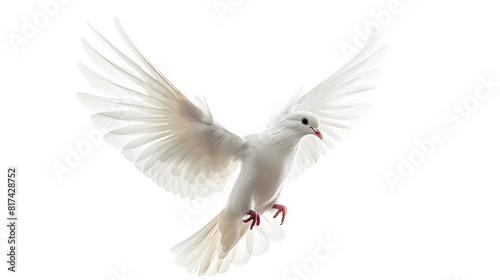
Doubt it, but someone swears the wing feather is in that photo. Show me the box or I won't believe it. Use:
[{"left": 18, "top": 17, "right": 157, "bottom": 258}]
[
  {"left": 270, "top": 34, "right": 386, "bottom": 181},
  {"left": 78, "top": 19, "right": 246, "bottom": 199}
]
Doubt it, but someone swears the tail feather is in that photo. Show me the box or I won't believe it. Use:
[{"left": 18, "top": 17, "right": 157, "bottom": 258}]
[{"left": 170, "top": 210, "right": 285, "bottom": 276}]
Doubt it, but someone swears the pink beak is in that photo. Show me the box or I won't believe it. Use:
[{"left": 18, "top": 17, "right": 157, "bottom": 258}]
[{"left": 311, "top": 127, "right": 323, "bottom": 140}]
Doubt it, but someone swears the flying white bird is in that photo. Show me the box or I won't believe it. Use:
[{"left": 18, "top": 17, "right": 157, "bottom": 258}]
[{"left": 78, "top": 19, "right": 385, "bottom": 276}]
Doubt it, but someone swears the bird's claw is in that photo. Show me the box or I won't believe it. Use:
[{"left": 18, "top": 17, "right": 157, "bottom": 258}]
[
  {"left": 243, "top": 210, "right": 260, "bottom": 230},
  {"left": 272, "top": 204, "right": 287, "bottom": 225}
]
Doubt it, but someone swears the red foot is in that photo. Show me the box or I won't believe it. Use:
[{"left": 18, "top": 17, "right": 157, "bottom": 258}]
[
  {"left": 272, "top": 204, "right": 287, "bottom": 225},
  {"left": 243, "top": 210, "right": 260, "bottom": 230}
]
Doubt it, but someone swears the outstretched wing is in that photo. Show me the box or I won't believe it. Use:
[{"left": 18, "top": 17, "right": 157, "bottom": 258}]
[
  {"left": 269, "top": 35, "right": 386, "bottom": 181},
  {"left": 77, "top": 19, "right": 246, "bottom": 199}
]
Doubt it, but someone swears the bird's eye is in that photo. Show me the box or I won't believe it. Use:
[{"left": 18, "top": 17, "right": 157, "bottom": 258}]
[{"left": 301, "top": 117, "right": 309, "bottom": 125}]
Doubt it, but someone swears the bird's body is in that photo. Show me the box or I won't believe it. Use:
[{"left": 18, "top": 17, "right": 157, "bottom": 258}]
[
  {"left": 78, "top": 19, "right": 385, "bottom": 276},
  {"left": 229, "top": 124, "right": 300, "bottom": 216},
  {"left": 171, "top": 113, "right": 323, "bottom": 275}
]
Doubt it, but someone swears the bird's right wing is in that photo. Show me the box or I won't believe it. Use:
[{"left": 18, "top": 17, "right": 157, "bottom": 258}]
[
  {"left": 78, "top": 19, "right": 247, "bottom": 199},
  {"left": 268, "top": 34, "right": 386, "bottom": 181}
]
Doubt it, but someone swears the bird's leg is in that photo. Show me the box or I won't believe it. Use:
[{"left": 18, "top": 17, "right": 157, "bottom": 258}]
[
  {"left": 272, "top": 204, "right": 287, "bottom": 225},
  {"left": 243, "top": 210, "right": 260, "bottom": 230}
]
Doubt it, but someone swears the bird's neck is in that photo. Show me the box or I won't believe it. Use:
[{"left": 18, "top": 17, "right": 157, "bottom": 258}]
[{"left": 262, "top": 124, "right": 302, "bottom": 152}]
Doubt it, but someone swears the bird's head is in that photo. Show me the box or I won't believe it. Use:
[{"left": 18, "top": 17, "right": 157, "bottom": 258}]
[{"left": 281, "top": 111, "right": 323, "bottom": 140}]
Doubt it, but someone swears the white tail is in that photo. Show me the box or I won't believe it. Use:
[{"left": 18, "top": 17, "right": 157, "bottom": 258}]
[{"left": 170, "top": 210, "right": 285, "bottom": 276}]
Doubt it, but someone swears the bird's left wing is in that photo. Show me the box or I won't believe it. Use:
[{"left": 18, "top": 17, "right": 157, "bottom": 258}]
[
  {"left": 77, "top": 19, "right": 246, "bottom": 199},
  {"left": 268, "top": 35, "right": 386, "bottom": 181}
]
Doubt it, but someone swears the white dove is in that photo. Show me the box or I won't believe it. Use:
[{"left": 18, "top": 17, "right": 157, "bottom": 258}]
[{"left": 78, "top": 19, "right": 385, "bottom": 276}]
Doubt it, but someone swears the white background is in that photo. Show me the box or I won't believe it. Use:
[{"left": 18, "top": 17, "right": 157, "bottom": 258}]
[{"left": 1, "top": 0, "right": 500, "bottom": 280}]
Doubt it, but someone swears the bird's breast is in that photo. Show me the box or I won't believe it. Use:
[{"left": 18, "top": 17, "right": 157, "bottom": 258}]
[{"left": 241, "top": 144, "right": 297, "bottom": 207}]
